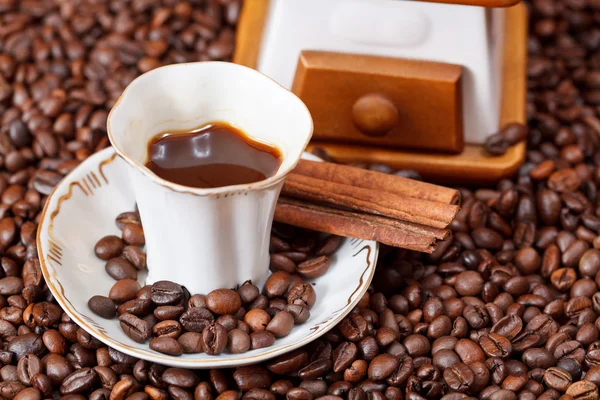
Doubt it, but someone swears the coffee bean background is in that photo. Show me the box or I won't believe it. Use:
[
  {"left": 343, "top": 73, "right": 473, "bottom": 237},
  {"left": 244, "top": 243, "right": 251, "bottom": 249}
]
[{"left": 1, "top": 0, "right": 600, "bottom": 399}]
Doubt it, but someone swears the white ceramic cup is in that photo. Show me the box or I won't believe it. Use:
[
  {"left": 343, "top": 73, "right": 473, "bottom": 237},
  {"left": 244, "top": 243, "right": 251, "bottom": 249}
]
[{"left": 107, "top": 62, "right": 313, "bottom": 295}]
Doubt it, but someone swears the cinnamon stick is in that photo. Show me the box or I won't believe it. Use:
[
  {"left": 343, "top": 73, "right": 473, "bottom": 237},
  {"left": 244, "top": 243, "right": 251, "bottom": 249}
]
[
  {"left": 283, "top": 173, "right": 459, "bottom": 229},
  {"left": 274, "top": 197, "right": 449, "bottom": 253},
  {"left": 294, "top": 159, "right": 460, "bottom": 205}
]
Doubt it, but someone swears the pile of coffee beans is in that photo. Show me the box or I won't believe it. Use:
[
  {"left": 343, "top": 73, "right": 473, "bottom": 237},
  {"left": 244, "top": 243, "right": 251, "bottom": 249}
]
[
  {"left": 0, "top": 0, "right": 599, "bottom": 398},
  {"left": 89, "top": 210, "right": 334, "bottom": 356}
]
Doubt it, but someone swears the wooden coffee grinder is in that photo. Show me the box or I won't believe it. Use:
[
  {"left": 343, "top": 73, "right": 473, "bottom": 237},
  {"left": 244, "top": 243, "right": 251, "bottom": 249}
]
[{"left": 233, "top": 0, "right": 527, "bottom": 184}]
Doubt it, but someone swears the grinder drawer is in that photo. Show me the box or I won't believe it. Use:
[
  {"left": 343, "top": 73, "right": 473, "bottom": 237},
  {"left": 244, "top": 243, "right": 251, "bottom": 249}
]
[{"left": 292, "top": 51, "right": 464, "bottom": 154}]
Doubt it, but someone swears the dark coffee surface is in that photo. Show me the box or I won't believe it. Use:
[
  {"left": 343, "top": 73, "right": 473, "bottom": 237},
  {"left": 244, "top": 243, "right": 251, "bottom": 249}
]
[{"left": 145, "top": 122, "right": 282, "bottom": 188}]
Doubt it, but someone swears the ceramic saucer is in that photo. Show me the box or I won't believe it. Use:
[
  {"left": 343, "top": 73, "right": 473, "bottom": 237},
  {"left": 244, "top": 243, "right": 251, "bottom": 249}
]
[{"left": 37, "top": 147, "right": 379, "bottom": 368}]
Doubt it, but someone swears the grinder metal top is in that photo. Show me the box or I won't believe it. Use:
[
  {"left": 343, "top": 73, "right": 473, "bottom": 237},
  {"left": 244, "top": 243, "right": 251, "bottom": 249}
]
[{"left": 417, "top": 0, "right": 520, "bottom": 6}]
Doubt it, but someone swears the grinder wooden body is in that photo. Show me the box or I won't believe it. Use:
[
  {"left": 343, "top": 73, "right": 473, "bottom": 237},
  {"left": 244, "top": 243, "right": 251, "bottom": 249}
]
[{"left": 234, "top": 0, "right": 527, "bottom": 184}]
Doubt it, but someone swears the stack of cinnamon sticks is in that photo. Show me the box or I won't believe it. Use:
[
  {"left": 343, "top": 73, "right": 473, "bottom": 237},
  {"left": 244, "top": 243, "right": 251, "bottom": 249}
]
[{"left": 274, "top": 160, "right": 460, "bottom": 253}]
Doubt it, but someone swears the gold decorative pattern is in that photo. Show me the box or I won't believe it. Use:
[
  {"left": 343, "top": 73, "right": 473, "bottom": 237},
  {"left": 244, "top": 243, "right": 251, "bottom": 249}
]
[
  {"left": 309, "top": 244, "right": 373, "bottom": 333},
  {"left": 87, "top": 174, "right": 98, "bottom": 189},
  {"left": 49, "top": 241, "right": 62, "bottom": 256},
  {"left": 82, "top": 177, "right": 93, "bottom": 195},
  {"left": 90, "top": 172, "right": 102, "bottom": 187},
  {"left": 38, "top": 149, "right": 379, "bottom": 365},
  {"left": 45, "top": 154, "right": 119, "bottom": 249},
  {"left": 49, "top": 247, "right": 61, "bottom": 261},
  {"left": 98, "top": 153, "right": 118, "bottom": 184},
  {"left": 47, "top": 255, "right": 62, "bottom": 266},
  {"left": 47, "top": 181, "right": 93, "bottom": 248}
]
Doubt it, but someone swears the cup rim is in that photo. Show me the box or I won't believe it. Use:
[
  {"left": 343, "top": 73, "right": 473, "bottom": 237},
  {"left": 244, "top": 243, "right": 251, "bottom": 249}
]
[{"left": 106, "top": 61, "right": 314, "bottom": 196}]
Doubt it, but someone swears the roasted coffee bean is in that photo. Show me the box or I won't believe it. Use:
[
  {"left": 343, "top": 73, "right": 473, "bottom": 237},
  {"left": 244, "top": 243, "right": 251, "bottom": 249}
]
[
  {"left": 162, "top": 368, "right": 199, "bottom": 388},
  {"left": 118, "top": 298, "right": 152, "bottom": 317},
  {"left": 179, "top": 307, "right": 214, "bottom": 332},
  {"left": 44, "top": 353, "right": 73, "bottom": 386},
  {"left": 432, "top": 349, "right": 460, "bottom": 370},
  {"left": 297, "top": 256, "right": 331, "bottom": 279},
  {"left": 151, "top": 281, "right": 183, "bottom": 305},
  {"left": 463, "top": 305, "right": 490, "bottom": 329},
  {"left": 201, "top": 323, "right": 228, "bottom": 355},
  {"left": 565, "top": 380, "right": 598, "bottom": 400},
  {"left": 250, "top": 295, "right": 269, "bottom": 310},
  {"left": 267, "top": 349, "right": 309, "bottom": 375},
  {"left": 154, "top": 306, "right": 184, "bottom": 321},
  {"left": 59, "top": 368, "right": 98, "bottom": 395},
  {"left": 585, "top": 367, "right": 600, "bottom": 388},
  {"left": 356, "top": 336, "right": 378, "bottom": 362},
  {"left": 177, "top": 332, "right": 204, "bottom": 354},
  {"left": 122, "top": 246, "right": 147, "bottom": 270},
  {"left": 243, "top": 388, "right": 275, "bottom": 400},
  {"left": 206, "top": 289, "right": 242, "bottom": 315},
  {"left": 17, "top": 354, "right": 42, "bottom": 386},
  {"left": 14, "top": 387, "right": 41, "bottom": 400},
  {"left": 548, "top": 169, "right": 581, "bottom": 193},
  {"left": 455, "top": 271, "right": 484, "bottom": 296},
  {"left": 288, "top": 283, "right": 316, "bottom": 309},
  {"left": 137, "top": 286, "right": 153, "bottom": 301},
  {"left": 94, "top": 236, "right": 124, "bottom": 260},
  {"left": 522, "top": 348, "right": 555, "bottom": 369},
  {"left": 264, "top": 272, "right": 291, "bottom": 299},
  {"left": 266, "top": 311, "right": 294, "bottom": 338},
  {"left": 245, "top": 309, "right": 271, "bottom": 332},
  {"left": 491, "top": 315, "right": 522, "bottom": 340},
  {"left": 403, "top": 334, "right": 430, "bottom": 357},
  {"left": 0, "top": 276, "right": 24, "bottom": 295},
  {"left": 479, "top": 333, "right": 512, "bottom": 359},
  {"left": 7, "top": 333, "right": 44, "bottom": 360},
  {"left": 238, "top": 282, "right": 260, "bottom": 304},
  {"left": 228, "top": 329, "right": 251, "bottom": 354},
  {"left": 29, "top": 301, "right": 61, "bottom": 326},
  {"left": 105, "top": 257, "right": 137, "bottom": 280},
  {"left": 150, "top": 337, "right": 183, "bottom": 356},
  {"left": 339, "top": 313, "right": 370, "bottom": 343},
  {"left": 286, "top": 387, "right": 314, "bottom": 400},
  {"left": 501, "top": 123, "right": 527, "bottom": 144},
  {"left": 122, "top": 223, "right": 145, "bottom": 246},
  {"left": 109, "top": 279, "right": 141, "bottom": 303},
  {"left": 250, "top": 331, "right": 276, "bottom": 350},
  {"left": 87, "top": 295, "right": 116, "bottom": 319},
  {"left": 455, "top": 339, "right": 485, "bottom": 364},
  {"left": 119, "top": 313, "right": 151, "bottom": 343},
  {"left": 270, "top": 254, "right": 296, "bottom": 274},
  {"left": 285, "top": 304, "right": 310, "bottom": 324},
  {"left": 76, "top": 329, "right": 103, "bottom": 350},
  {"left": 367, "top": 354, "right": 398, "bottom": 381},
  {"left": 152, "top": 320, "right": 182, "bottom": 339},
  {"left": 331, "top": 341, "right": 356, "bottom": 373},
  {"left": 215, "top": 315, "right": 238, "bottom": 332},
  {"left": 485, "top": 134, "right": 510, "bottom": 156},
  {"left": 233, "top": 366, "right": 271, "bottom": 390},
  {"left": 472, "top": 228, "right": 504, "bottom": 250},
  {"left": 558, "top": 358, "right": 581, "bottom": 382},
  {"left": 443, "top": 363, "right": 474, "bottom": 393},
  {"left": 543, "top": 367, "right": 572, "bottom": 392},
  {"left": 42, "top": 329, "right": 66, "bottom": 354},
  {"left": 115, "top": 212, "right": 141, "bottom": 230},
  {"left": 31, "top": 374, "right": 51, "bottom": 397},
  {"left": 551, "top": 268, "right": 577, "bottom": 291}
]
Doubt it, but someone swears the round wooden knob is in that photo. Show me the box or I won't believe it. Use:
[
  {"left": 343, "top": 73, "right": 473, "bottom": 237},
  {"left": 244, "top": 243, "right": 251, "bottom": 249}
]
[{"left": 352, "top": 93, "right": 399, "bottom": 137}]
